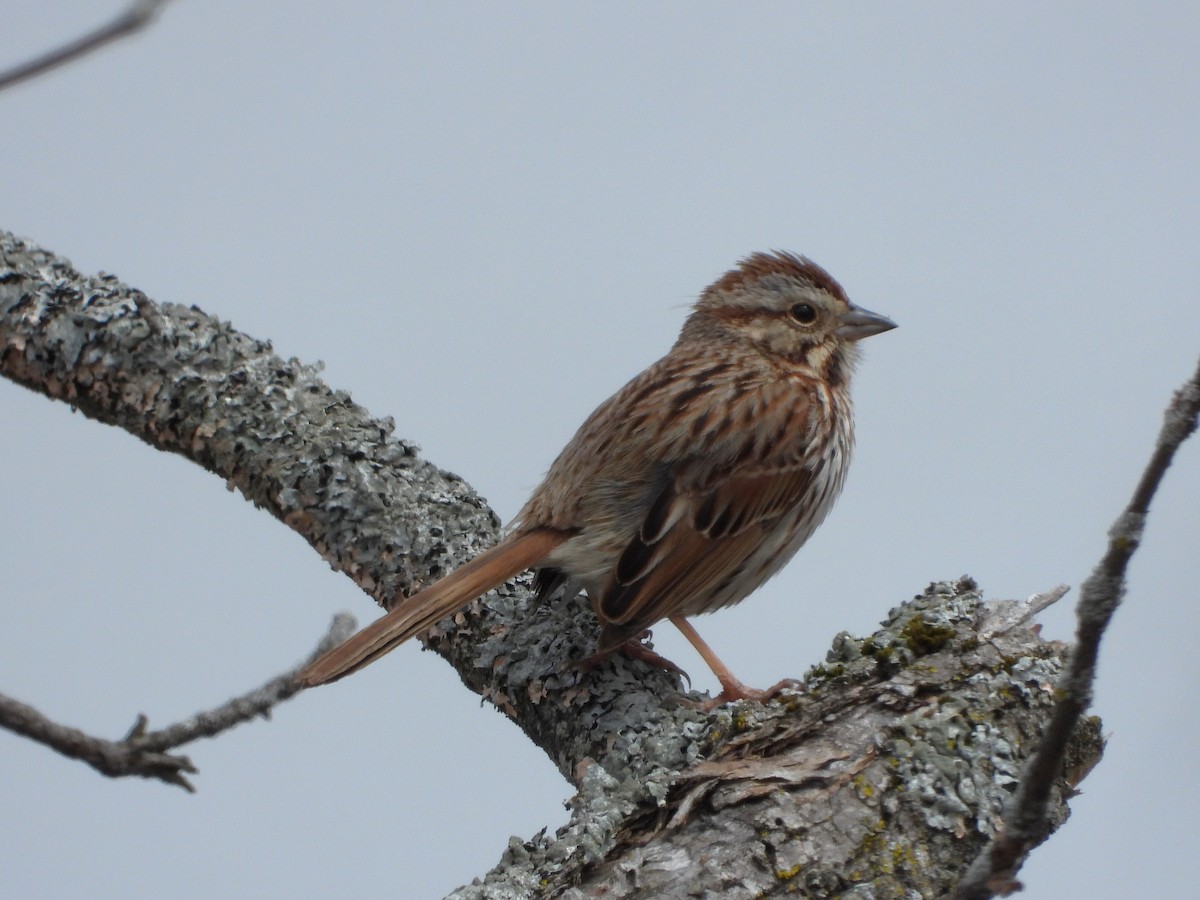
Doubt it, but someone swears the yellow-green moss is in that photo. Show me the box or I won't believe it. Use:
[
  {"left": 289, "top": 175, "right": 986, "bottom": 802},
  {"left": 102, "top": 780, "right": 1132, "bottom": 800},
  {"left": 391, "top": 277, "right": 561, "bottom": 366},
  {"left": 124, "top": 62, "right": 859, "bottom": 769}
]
[
  {"left": 900, "top": 616, "right": 955, "bottom": 656},
  {"left": 852, "top": 773, "right": 876, "bottom": 800},
  {"left": 774, "top": 863, "right": 804, "bottom": 881},
  {"left": 860, "top": 638, "right": 895, "bottom": 663},
  {"left": 849, "top": 823, "right": 929, "bottom": 893}
]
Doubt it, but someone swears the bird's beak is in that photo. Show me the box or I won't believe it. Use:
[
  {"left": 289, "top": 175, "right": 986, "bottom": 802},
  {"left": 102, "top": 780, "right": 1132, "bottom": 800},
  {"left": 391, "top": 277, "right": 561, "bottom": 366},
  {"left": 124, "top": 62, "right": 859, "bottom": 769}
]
[{"left": 836, "top": 305, "right": 897, "bottom": 341}]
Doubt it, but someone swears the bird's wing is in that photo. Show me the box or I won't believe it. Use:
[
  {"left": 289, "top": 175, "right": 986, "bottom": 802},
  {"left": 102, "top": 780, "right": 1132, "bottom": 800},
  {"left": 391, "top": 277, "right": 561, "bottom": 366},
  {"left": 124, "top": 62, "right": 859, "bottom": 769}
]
[
  {"left": 596, "top": 467, "right": 815, "bottom": 638},
  {"left": 596, "top": 377, "right": 827, "bottom": 638}
]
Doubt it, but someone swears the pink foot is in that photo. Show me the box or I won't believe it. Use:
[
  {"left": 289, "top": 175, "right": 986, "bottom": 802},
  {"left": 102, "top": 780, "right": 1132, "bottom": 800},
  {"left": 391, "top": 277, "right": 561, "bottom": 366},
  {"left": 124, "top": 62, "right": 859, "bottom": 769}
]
[
  {"left": 689, "top": 676, "right": 804, "bottom": 711},
  {"left": 577, "top": 632, "right": 692, "bottom": 686}
]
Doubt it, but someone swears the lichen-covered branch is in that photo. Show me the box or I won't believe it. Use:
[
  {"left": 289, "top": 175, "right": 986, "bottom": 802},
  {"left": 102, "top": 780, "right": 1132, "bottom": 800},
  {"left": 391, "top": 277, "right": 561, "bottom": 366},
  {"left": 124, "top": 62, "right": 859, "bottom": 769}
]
[
  {"left": 457, "top": 580, "right": 1101, "bottom": 898},
  {"left": 1, "top": 232, "right": 1105, "bottom": 895},
  {"left": 0, "top": 231, "right": 502, "bottom": 615},
  {"left": 0, "top": 614, "right": 355, "bottom": 791},
  {"left": 953, "top": 356, "right": 1200, "bottom": 900},
  {"left": 0, "top": 228, "right": 696, "bottom": 785}
]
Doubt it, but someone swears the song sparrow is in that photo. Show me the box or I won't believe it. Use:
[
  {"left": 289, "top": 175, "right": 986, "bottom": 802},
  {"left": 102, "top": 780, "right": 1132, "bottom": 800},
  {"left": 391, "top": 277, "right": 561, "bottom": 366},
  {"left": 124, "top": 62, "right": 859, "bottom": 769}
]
[{"left": 301, "top": 251, "right": 895, "bottom": 705}]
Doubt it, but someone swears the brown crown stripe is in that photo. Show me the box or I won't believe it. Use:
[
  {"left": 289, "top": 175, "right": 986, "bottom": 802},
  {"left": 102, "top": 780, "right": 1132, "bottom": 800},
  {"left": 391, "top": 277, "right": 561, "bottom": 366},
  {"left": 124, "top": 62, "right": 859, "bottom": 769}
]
[{"left": 712, "top": 251, "right": 849, "bottom": 306}]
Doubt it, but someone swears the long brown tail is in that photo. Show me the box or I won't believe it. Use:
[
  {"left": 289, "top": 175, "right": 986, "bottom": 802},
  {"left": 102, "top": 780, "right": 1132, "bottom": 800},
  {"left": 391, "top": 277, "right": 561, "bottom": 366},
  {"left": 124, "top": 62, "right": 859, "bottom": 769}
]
[{"left": 299, "top": 528, "right": 568, "bottom": 687}]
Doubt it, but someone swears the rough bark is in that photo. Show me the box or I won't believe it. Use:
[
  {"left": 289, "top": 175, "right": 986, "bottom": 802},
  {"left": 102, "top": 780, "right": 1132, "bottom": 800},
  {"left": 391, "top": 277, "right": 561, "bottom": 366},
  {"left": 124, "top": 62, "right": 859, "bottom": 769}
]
[{"left": 0, "top": 231, "right": 1102, "bottom": 898}]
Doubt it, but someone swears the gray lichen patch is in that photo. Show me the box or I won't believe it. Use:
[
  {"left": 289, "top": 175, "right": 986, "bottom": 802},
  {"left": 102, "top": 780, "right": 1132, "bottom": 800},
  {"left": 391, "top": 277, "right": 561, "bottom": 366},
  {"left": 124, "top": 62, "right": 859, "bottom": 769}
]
[
  {"left": 448, "top": 580, "right": 1100, "bottom": 898},
  {"left": 472, "top": 580, "right": 1094, "bottom": 897},
  {"left": 1, "top": 232, "right": 501, "bottom": 611}
]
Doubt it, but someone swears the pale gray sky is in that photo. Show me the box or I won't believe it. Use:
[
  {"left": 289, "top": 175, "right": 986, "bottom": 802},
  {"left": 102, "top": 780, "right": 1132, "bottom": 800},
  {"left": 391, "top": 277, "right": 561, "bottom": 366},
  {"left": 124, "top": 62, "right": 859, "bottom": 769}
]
[{"left": 3, "top": 3, "right": 1198, "bottom": 897}]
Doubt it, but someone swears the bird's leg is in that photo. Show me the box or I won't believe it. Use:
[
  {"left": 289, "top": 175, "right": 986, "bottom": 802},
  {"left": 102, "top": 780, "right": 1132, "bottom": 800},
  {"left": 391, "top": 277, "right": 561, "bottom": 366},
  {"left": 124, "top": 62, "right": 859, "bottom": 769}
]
[
  {"left": 670, "top": 616, "right": 802, "bottom": 710},
  {"left": 576, "top": 630, "right": 691, "bottom": 686}
]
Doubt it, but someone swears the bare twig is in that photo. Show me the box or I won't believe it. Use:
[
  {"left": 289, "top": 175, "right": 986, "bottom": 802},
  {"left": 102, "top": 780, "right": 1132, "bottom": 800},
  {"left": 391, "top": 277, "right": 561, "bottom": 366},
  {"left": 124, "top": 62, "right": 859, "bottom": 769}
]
[
  {"left": 954, "top": 356, "right": 1200, "bottom": 899},
  {"left": 0, "top": 614, "right": 355, "bottom": 791},
  {"left": 0, "top": 0, "right": 171, "bottom": 92},
  {"left": 975, "top": 584, "right": 1071, "bottom": 640}
]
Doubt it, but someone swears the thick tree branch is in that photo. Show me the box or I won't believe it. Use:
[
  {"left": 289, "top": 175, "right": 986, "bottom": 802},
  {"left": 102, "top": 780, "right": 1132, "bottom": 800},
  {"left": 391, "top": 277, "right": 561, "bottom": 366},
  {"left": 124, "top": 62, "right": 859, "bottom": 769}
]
[
  {"left": 0, "top": 230, "right": 684, "bottom": 773},
  {"left": 0, "top": 231, "right": 1107, "bottom": 895},
  {"left": 0, "top": 614, "right": 355, "bottom": 791},
  {"left": 0, "top": 1, "right": 171, "bottom": 92},
  {"left": 953, "top": 357, "right": 1200, "bottom": 899},
  {"left": 454, "top": 578, "right": 1102, "bottom": 898}
]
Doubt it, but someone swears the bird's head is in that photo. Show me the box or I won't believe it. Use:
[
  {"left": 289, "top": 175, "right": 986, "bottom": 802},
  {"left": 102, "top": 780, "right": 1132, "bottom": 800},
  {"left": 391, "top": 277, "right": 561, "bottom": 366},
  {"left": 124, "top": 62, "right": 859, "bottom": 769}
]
[{"left": 685, "top": 251, "right": 896, "bottom": 381}]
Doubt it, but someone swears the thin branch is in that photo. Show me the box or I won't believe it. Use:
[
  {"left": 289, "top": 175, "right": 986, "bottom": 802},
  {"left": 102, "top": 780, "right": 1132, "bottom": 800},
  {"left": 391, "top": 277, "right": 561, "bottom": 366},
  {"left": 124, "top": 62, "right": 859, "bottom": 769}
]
[
  {"left": 0, "top": 614, "right": 355, "bottom": 791},
  {"left": 0, "top": 0, "right": 170, "bottom": 92},
  {"left": 953, "top": 356, "right": 1200, "bottom": 899}
]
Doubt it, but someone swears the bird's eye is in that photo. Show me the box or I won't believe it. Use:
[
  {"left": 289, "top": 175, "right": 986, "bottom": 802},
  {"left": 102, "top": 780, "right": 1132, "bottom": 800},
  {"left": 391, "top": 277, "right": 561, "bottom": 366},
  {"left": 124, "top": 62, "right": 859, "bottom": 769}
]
[{"left": 790, "top": 303, "right": 817, "bottom": 325}]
